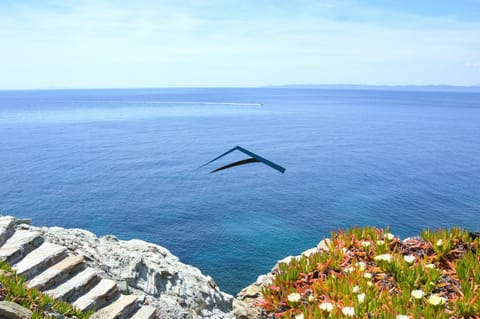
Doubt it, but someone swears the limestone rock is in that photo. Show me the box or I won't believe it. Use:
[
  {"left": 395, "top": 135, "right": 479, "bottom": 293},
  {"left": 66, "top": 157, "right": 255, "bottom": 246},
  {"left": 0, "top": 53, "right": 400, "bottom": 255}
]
[
  {"left": 0, "top": 301, "right": 32, "bottom": 319},
  {"left": 317, "top": 238, "right": 332, "bottom": 252},
  {"left": 301, "top": 247, "right": 318, "bottom": 257},
  {"left": 232, "top": 273, "right": 275, "bottom": 319},
  {"left": 14, "top": 219, "right": 32, "bottom": 226},
  {"left": 233, "top": 279, "right": 265, "bottom": 319},
  {"left": 29, "top": 225, "right": 234, "bottom": 319},
  {"left": 232, "top": 299, "right": 262, "bottom": 319}
]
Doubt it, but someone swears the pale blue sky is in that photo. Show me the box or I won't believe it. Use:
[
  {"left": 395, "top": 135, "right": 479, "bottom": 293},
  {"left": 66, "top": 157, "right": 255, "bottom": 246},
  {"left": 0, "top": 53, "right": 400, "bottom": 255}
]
[{"left": 1, "top": 0, "right": 480, "bottom": 89}]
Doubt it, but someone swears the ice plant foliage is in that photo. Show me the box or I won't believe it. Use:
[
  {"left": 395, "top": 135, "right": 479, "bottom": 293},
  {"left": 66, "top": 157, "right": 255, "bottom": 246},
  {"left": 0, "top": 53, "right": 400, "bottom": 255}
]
[{"left": 259, "top": 227, "right": 480, "bottom": 318}]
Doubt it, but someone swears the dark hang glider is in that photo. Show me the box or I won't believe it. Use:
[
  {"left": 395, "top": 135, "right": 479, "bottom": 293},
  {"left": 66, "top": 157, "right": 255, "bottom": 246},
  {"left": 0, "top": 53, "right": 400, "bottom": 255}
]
[{"left": 200, "top": 146, "right": 286, "bottom": 173}]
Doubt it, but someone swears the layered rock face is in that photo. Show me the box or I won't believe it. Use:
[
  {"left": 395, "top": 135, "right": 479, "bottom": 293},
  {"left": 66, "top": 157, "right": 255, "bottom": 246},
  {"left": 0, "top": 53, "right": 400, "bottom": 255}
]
[{"left": 30, "top": 225, "right": 234, "bottom": 319}]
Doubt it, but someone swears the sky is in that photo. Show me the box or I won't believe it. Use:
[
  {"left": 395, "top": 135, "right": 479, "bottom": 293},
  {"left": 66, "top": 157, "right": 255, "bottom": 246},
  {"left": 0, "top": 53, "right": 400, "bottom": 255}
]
[{"left": 1, "top": 0, "right": 480, "bottom": 89}]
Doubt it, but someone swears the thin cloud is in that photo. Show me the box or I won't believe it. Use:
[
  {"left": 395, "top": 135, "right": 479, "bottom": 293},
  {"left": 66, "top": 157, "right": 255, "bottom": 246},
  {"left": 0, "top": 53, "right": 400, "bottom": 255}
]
[{"left": 0, "top": 0, "right": 479, "bottom": 88}]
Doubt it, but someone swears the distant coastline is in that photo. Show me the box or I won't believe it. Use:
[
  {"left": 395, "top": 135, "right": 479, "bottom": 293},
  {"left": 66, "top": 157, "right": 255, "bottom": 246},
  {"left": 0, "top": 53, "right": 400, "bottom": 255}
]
[
  {"left": 268, "top": 84, "right": 480, "bottom": 92},
  {"left": 2, "top": 84, "right": 480, "bottom": 92}
]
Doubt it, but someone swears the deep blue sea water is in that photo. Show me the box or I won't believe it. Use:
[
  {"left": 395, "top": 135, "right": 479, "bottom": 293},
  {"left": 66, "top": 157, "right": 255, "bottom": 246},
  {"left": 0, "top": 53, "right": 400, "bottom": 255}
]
[{"left": 1, "top": 88, "right": 479, "bottom": 294}]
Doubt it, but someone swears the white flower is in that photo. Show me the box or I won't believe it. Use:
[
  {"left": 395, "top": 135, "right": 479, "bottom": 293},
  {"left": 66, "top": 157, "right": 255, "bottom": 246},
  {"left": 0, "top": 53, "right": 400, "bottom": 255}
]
[
  {"left": 385, "top": 233, "right": 395, "bottom": 240},
  {"left": 358, "top": 261, "right": 367, "bottom": 271},
  {"left": 287, "top": 292, "right": 301, "bottom": 303},
  {"left": 364, "top": 272, "right": 372, "bottom": 279},
  {"left": 357, "top": 293, "right": 366, "bottom": 303},
  {"left": 425, "top": 263, "right": 436, "bottom": 269},
  {"left": 361, "top": 241, "right": 371, "bottom": 248},
  {"left": 319, "top": 302, "right": 334, "bottom": 312},
  {"left": 374, "top": 254, "right": 392, "bottom": 262},
  {"left": 428, "top": 294, "right": 446, "bottom": 306},
  {"left": 396, "top": 315, "right": 410, "bottom": 319},
  {"left": 411, "top": 289, "right": 425, "bottom": 299},
  {"left": 376, "top": 240, "right": 385, "bottom": 246},
  {"left": 436, "top": 239, "right": 444, "bottom": 246},
  {"left": 352, "top": 285, "right": 361, "bottom": 294},
  {"left": 295, "top": 313, "right": 304, "bottom": 319},
  {"left": 307, "top": 295, "right": 315, "bottom": 302},
  {"left": 404, "top": 255, "right": 415, "bottom": 264},
  {"left": 342, "top": 306, "right": 355, "bottom": 316},
  {"left": 345, "top": 266, "right": 355, "bottom": 273}
]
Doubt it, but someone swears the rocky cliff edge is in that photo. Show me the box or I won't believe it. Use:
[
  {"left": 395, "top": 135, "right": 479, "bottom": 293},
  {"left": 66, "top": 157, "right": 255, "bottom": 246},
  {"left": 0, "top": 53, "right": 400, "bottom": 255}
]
[{"left": 25, "top": 223, "right": 235, "bottom": 319}]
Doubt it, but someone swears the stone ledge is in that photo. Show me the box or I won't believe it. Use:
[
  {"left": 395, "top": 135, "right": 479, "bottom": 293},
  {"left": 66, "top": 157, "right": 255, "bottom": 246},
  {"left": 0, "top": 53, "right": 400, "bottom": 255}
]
[{"left": 0, "top": 301, "right": 32, "bottom": 319}]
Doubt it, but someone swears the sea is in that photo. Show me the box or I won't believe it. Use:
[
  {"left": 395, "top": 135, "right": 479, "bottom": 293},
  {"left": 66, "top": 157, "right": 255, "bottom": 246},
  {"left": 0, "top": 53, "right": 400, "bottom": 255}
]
[{"left": 1, "top": 88, "right": 479, "bottom": 294}]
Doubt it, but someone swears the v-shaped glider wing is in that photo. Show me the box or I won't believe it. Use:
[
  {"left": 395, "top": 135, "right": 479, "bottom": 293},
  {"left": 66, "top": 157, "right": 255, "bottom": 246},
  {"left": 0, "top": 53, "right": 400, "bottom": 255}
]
[{"left": 200, "top": 146, "right": 286, "bottom": 173}]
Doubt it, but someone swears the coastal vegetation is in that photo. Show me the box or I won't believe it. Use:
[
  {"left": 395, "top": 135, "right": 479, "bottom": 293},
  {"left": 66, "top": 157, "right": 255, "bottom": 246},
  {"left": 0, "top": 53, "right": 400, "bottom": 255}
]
[
  {"left": 258, "top": 227, "right": 480, "bottom": 318},
  {"left": 0, "top": 261, "right": 91, "bottom": 318}
]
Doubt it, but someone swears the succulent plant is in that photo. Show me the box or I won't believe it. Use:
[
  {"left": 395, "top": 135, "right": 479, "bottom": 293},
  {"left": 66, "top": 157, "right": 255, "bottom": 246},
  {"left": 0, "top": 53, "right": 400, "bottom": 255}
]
[{"left": 259, "top": 227, "right": 480, "bottom": 318}]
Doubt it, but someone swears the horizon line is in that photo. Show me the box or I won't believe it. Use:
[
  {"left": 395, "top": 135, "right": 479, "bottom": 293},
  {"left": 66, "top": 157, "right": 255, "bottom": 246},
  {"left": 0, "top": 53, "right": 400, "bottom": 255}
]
[{"left": 1, "top": 83, "right": 480, "bottom": 92}]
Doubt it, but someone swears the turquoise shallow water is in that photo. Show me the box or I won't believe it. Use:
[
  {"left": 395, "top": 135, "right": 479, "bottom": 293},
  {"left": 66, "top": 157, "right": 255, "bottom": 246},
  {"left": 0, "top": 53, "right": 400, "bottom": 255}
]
[{"left": 1, "top": 88, "right": 479, "bottom": 294}]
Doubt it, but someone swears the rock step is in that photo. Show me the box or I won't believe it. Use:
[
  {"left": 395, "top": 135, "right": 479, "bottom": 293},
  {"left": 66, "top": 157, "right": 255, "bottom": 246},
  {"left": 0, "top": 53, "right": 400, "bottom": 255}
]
[
  {"left": 130, "top": 305, "right": 157, "bottom": 319},
  {"left": 0, "top": 300, "right": 33, "bottom": 319},
  {"left": 45, "top": 267, "right": 100, "bottom": 302},
  {"left": 73, "top": 278, "right": 119, "bottom": 312},
  {"left": 90, "top": 294, "right": 138, "bottom": 319},
  {"left": 27, "top": 255, "right": 85, "bottom": 291},
  {"left": 0, "top": 216, "right": 15, "bottom": 247},
  {"left": 0, "top": 230, "right": 43, "bottom": 264},
  {"left": 13, "top": 242, "right": 67, "bottom": 279},
  {"left": 0, "top": 223, "right": 161, "bottom": 319}
]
